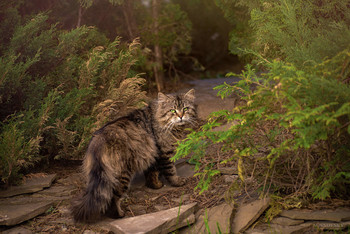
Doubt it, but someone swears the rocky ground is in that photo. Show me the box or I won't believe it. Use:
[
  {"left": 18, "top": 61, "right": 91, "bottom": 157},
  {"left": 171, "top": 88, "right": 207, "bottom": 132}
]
[{"left": 1, "top": 77, "right": 350, "bottom": 233}]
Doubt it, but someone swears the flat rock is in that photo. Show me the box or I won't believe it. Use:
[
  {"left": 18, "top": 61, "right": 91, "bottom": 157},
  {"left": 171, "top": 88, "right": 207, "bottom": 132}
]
[
  {"left": 310, "top": 220, "right": 350, "bottom": 230},
  {"left": 36, "top": 184, "right": 76, "bottom": 197},
  {"left": 0, "top": 201, "right": 53, "bottom": 226},
  {"left": 181, "top": 202, "right": 234, "bottom": 234},
  {"left": 248, "top": 216, "right": 350, "bottom": 234},
  {"left": 280, "top": 208, "right": 350, "bottom": 222},
  {"left": 169, "top": 214, "right": 195, "bottom": 233},
  {"left": 108, "top": 202, "right": 197, "bottom": 234},
  {"left": 232, "top": 197, "right": 270, "bottom": 234},
  {"left": 2, "top": 226, "right": 33, "bottom": 234},
  {"left": 271, "top": 216, "right": 304, "bottom": 226},
  {"left": 248, "top": 223, "right": 313, "bottom": 234},
  {"left": 0, "top": 174, "right": 57, "bottom": 198}
]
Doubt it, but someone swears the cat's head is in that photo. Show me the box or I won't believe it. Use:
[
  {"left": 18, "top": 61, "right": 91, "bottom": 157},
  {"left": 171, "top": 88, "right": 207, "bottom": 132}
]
[{"left": 155, "top": 89, "right": 197, "bottom": 130}]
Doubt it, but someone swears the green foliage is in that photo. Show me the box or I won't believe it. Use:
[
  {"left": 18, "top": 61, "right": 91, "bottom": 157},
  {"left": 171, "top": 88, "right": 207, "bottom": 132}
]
[
  {"left": 175, "top": 0, "right": 233, "bottom": 71},
  {"left": 264, "top": 194, "right": 302, "bottom": 221},
  {"left": 0, "top": 11, "right": 147, "bottom": 185},
  {"left": 216, "top": 0, "right": 350, "bottom": 66},
  {"left": 0, "top": 88, "right": 60, "bottom": 185},
  {"left": 174, "top": 0, "right": 350, "bottom": 203},
  {"left": 141, "top": 2, "right": 192, "bottom": 78},
  {"left": 174, "top": 49, "right": 350, "bottom": 199}
]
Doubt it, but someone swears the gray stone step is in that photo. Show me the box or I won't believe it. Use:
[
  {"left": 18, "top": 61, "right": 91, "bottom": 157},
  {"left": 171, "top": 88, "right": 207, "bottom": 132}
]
[
  {"left": 0, "top": 174, "right": 57, "bottom": 198},
  {"left": 180, "top": 202, "right": 235, "bottom": 234},
  {"left": 108, "top": 203, "right": 197, "bottom": 234},
  {"left": 0, "top": 200, "right": 53, "bottom": 226}
]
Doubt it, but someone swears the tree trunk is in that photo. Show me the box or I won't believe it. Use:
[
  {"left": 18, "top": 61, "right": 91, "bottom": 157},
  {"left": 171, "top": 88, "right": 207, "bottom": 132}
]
[
  {"left": 122, "top": 1, "right": 139, "bottom": 40},
  {"left": 76, "top": 5, "right": 83, "bottom": 28},
  {"left": 152, "top": 0, "right": 165, "bottom": 92}
]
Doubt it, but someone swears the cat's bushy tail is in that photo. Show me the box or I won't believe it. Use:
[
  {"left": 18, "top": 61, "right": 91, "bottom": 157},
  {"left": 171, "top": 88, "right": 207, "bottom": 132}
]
[{"left": 71, "top": 136, "right": 115, "bottom": 223}]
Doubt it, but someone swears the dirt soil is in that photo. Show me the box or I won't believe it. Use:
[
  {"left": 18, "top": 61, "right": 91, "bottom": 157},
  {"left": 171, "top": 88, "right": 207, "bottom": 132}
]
[{"left": 2, "top": 146, "right": 242, "bottom": 233}]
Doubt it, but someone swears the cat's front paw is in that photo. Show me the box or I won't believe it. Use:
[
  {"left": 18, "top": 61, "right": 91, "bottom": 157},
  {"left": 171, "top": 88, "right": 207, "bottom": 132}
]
[
  {"left": 146, "top": 179, "right": 164, "bottom": 189},
  {"left": 169, "top": 176, "right": 187, "bottom": 187}
]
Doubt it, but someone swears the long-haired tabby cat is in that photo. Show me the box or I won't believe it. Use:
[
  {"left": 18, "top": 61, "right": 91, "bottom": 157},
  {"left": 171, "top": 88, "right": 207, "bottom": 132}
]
[{"left": 71, "top": 89, "right": 197, "bottom": 223}]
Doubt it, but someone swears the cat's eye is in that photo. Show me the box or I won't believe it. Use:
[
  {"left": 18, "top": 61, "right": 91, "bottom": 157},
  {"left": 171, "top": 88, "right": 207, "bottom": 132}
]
[
  {"left": 183, "top": 107, "right": 188, "bottom": 111},
  {"left": 170, "top": 109, "right": 176, "bottom": 113}
]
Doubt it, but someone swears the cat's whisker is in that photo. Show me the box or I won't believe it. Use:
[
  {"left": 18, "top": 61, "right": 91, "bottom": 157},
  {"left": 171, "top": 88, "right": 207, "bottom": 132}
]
[
  {"left": 162, "top": 121, "right": 172, "bottom": 132},
  {"left": 185, "top": 118, "right": 198, "bottom": 127},
  {"left": 162, "top": 121, "right": 175, "bottom": 133},
  {"left": 166, "top": 122, "right": 175, "bottom": 133}
]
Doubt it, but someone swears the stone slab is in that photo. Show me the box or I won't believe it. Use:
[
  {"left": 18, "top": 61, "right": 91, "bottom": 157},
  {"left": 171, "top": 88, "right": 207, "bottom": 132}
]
[
  {"left": 265, "top": 223, "right": 312, "bottom": 234},
  {"left": 0, "top": 174, "right": 57, "bottom": 198},
  {"left": 108, "top": 203, "right": 197, "bottom": 234},
  {"left": 280, "top": 208, "right": 350, "bottom": 222},
  {"left": 36, "top": 184, "right": 76, "bottom": 197},
  {"left": 310, "top": 220, "right": 350, "bottom": 230},
  {"left": 232, "top": 198, "right": 270, "bottom": 234},
  {"left": 168, "top": 214, "right": 195, "bottom": 233},
  {"left": 0, "top": 201, "right": 53, "bottom": 226},
  {"left": 246, "top": 222, "right": 312, "bottom": 234},
  {"left": 2, "top": 226, "right": 33, "bottom": 234},
  {"left": 271, "top": 216, "right": 304, "bottom": 226},
  {"left": 181, "top": 202, "right": 234, "bottom": 234},
  {"left": 248, "top": 218, "right": 350, "bottom": 233}
]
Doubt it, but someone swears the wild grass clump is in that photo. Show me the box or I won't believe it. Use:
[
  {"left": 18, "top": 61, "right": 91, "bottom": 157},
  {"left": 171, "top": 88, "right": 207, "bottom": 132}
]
[
  {"left": 0, "top": 13, "right": 147, "bottom": 186},
  {"left": 174, "top": 49, "right": 350, "bottom": 202}
]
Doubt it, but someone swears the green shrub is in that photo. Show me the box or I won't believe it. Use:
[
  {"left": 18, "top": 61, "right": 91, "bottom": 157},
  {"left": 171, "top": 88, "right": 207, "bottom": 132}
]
[
  {"left": 0, "top": 12, "right": 147, "bottom": 185},
  {"left": 176, "top": 0, "right": 350, "bottom": 204},
  {"left": 215, "top": 0, "right": 350, "bottom": 66},
  {"left": 140, "top": 2, "right": 192, "bottom": 79},
  {"left": 173, "top": 49, "right": 350, "bottom": 200},
  {"left": 0, "top": 88, "right": 60, "bottom": 186}
]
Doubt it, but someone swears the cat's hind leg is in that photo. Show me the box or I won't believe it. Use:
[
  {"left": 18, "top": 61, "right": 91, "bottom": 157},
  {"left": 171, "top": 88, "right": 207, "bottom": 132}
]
[
  {"left": 107, "top": 171, "right": 132, "bottom": 218},
  {"left": 157, "top": 154, "right": 186, "bottom": 187},
  {"left": 144, "top": 165, "right": 163, "bottom": 189}
]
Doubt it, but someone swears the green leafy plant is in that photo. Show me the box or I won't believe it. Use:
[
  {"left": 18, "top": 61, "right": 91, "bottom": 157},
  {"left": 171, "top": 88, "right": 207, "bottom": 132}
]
[
  {"left": 0, "top": 88, "right": 60, "bottom": 185},
  {"left": 174, "top": 49, "right": 350, "bottom": 200},
  {"left": 0, "top": 11, "right": 148, "bottom": 185},
  {"left": 215, "top": 0, "right": 350, "bottom": 66}
]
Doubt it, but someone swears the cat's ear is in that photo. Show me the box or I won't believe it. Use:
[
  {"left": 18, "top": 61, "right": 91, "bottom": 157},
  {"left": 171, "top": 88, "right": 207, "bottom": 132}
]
[
  {"left": 158, "top": 92, "right": 170, "bottom": 103},
  {"left": 184, "top": 89, "right": 195, "bottom": 102}
]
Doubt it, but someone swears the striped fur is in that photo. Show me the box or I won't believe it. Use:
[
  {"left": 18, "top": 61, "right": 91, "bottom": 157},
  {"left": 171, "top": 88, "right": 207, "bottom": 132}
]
[{"left": 71, "top": 89, "right": 197, "bottom": 223}]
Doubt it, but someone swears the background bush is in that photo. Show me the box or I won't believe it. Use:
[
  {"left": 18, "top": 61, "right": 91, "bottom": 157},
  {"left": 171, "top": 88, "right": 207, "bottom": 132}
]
[
  {"left": 174, "top": 0, "right": 350, "bottom": 206},
  {"left": 0, "top": 11, "right": 146, "bottom": 186}
]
